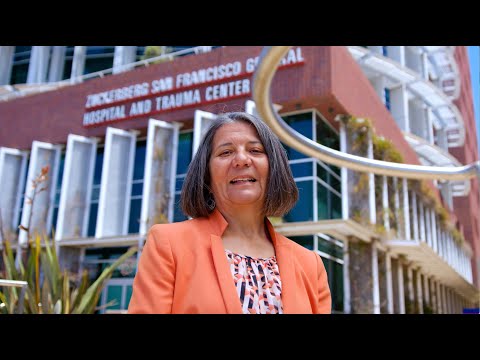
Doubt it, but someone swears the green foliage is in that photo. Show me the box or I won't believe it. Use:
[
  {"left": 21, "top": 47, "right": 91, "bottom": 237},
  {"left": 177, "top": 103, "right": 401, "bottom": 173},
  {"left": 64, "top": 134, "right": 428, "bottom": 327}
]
[
  {"left": 141, "top": 46, "right": 173, "bottom": 64},
  {"left": 0, "top": 235, "right": 137, "bottom": 314}
]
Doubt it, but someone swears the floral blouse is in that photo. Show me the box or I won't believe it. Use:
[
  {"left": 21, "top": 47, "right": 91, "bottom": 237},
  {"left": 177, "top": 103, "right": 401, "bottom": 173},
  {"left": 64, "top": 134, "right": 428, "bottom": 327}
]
[{"left": 225, "top": 249, "right": 283, "bottom": 314}]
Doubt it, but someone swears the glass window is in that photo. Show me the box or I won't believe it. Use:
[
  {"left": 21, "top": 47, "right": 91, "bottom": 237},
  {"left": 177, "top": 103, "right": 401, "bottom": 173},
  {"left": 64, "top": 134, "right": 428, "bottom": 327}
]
[
  {"left": 173, "top": 131, "right": 193, "bottom": 222},
  {"left": 316, "top": 113, "right": 339, "bottom": 150},
  {"left": 84, "top": 246, "right": 133, "bottom": 279},
  {"left": 10, "top": 46, "right": 32, "bottom": 85},
  {"left": 129, "top": 140, "right": 146, "bottom": 234},
  {"left": 16, "top": 159, "right": 29, "bottom": 234},
  {"left": 282, "top": 112, "right": 313, "bottom": 160},
  {"left": 87, "top": 147, "right": 104, "bottom": 237},
  {"left": 317, "top": 183, "right": 328, "bottom": 220},
  {"left": 105, "top": 285, "right": 122, "bottom": 310},
  {"left": 51, "top": 153, "right": 65, "bottom": 236},
  {"left": 173, "top": 193, "right": 187, "bottom": 222},
  {"left": 176, "top": 131, "right": 193, "bottom": 175},
  {"left": 384, "top": 88, "right": 391, "bottom": 111},
  {"left": 83, "top": 46, "right": 115, "bottom": 76},
  {"left": 289, "top": 235, "right": 314, "bottom": 250},
  {"left": 290, "top": 161, "right": 313, "bottom": 178},
  {"left": 284, "top": 180, "right": 313, "bottom": 222},
  {"left": 321, "top": 257, "right": 344, "bottom": 313}
]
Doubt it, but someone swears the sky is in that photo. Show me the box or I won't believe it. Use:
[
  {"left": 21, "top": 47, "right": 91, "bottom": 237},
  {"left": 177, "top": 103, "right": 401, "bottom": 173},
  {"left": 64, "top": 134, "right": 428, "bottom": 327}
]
[{"left": 467, "top": 46, "right": 480, "bottom": 155}]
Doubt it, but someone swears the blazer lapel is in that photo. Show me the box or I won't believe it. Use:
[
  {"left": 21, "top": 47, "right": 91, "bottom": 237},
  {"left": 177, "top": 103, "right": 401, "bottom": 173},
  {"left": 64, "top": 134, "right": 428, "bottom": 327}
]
[
  {"left": 266, "top": 220, "right": 298, "bottom": 314},
  {"left": 210, "top": 234, "right": 243, "bottom": 314}
]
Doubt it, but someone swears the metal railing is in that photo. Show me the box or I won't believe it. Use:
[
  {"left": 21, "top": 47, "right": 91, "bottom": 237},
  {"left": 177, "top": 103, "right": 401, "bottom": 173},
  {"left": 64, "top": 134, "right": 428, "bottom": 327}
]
[
  {"left": 0, "top": 279, "right": 28, "bottom": 314},
  {"left": 252, "top": 46, "right": 480, "bottom": 181},
  {"left": 0, "top": 46, "right": 217, "bottom": 102}
]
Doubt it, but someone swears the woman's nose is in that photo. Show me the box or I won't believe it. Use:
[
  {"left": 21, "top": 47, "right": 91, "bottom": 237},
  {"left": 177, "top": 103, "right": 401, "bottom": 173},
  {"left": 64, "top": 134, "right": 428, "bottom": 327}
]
[{"left": 233, "top": 150, "right": 252, "bottom": 167}]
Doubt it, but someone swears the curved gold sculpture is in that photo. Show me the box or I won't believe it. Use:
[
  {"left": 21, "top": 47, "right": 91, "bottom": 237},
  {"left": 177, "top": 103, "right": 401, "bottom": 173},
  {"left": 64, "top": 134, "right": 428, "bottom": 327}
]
[{"left": 253, "top": 46, "right": 479, "bottom": 181}]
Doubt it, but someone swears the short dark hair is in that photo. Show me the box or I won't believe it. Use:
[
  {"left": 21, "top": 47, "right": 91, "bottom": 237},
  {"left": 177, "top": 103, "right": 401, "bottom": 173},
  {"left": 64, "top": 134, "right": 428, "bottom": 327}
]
[{"left": 181, "top": 111, "right": 298, "bottom": 218}]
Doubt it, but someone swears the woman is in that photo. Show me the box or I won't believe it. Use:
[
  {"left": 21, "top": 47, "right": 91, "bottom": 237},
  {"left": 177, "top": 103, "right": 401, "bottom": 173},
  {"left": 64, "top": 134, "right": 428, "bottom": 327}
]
[{"left": 128, "top": 111, "right": 331, "bottom": 314}]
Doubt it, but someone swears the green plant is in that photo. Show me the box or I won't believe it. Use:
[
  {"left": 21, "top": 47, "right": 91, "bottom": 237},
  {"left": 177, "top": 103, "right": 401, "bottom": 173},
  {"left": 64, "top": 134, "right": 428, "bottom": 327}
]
[
  {"left": 141, "top": 46, "right": 173, "bottom": 64},
  {"left": 0, "top": 235, "right": 137, "bottom": 314}
]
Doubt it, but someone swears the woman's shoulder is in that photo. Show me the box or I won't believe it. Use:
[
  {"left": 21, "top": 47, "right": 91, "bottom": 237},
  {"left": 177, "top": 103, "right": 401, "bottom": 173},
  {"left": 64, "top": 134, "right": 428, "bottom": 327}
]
[{"left": 149, "top": 216, "right": 208, "bottom": 235}]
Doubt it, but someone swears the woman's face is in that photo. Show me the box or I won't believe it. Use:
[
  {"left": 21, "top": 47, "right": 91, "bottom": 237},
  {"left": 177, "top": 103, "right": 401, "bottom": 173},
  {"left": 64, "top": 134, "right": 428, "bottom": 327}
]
[{"left": 209, "top": 121, "right": 269, "bottom": 212}]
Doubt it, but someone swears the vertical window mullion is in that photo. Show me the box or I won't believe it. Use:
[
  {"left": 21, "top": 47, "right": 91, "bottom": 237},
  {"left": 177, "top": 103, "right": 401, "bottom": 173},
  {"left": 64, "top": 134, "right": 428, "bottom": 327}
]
[
  {"left": 192, "top": 110, "right": 217, "bottom": 157},
  {"left": 18, "top": 141, "right": 61, "bottom": 244},
  {"left": 0, "top": 147, "right": 28, "bottom": 236},
  {"left": 140, "top": 119, "right": 181, "bottom": 235},
  {"left": 96, "top": 128, "right": 136, "bottom": 238},
  {"left": 56, "top": 134, "right": 97, "bottom": 240}
]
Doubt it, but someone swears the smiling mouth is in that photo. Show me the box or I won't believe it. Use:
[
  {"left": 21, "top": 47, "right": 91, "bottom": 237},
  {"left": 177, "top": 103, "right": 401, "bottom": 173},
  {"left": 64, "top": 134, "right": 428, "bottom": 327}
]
[{"left": 230, "top": 178, "right": 257, "bottom": 184}]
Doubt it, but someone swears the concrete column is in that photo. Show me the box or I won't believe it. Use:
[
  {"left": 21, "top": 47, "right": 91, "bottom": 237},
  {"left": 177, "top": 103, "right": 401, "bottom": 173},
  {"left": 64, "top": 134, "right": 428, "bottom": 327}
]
[
  {"left": 411, "top": 192, "right": 419, "bottom": 240},
  {"left": 397, "top": 259, "right": 405, "bottom": 314},
  {"left": 368, "top": 46, "right": 383, "bottom": 55},
  {"left": 405, "top": 46, "right": 423, "bottom": 75},
  {"left": 385, "top": 252, "right": 394, "bottom": 314},
  {"left": 393, "top": 177, "right": 401, "bottom": 237},
  {"left": 70, "top": 46, "right": 86, "bottom": 83},
  {"left": 436, "top": 127, "right": 449, "bottom": 151},
  {"left": 425, "top": 107, "right": 435, "bottom": 145},
  {"left": 386, "top": 46, "right": 405, "bottom": 66},
  {"left": 431, "top": 212, "right": 438, "bottom": 255},
  {"left": 372, "top": 242, "right": 380, "bottom": 314},
  {"left": 425, "top": 207, "right": 432, "bottom": 247},
  {"left": 409, "top": 99, "right": 428, "bottom": 139},
  {"left": 419, "top": 201, "right": 426, "bottom": 242},
  {"left": 369, "top": 75, "right": 386, "bottom": 103},
  {"left": 423, "top": 274, "right": 431, "bottom": 312},
  {"left": 348, "top": 240, "right": 375, "bottom": 313},
  {"left": 382, "top": 176, "right": 390, "bottom": 232},
  {"left": 402, "top": 178, "right": 410, "bottom": 240},
  {"left": 436, "top": 282, "right": 442, "bottom": 314},
  {"left": 113, "top": 46, "right": 137, "bottom": 74},
  {"left": 48, "top": 46, "right": 66, "bottom": 82},
  {"left": 27, "top": 46, "right": 51, "bottom": 84},
  {"left": 430, "top": 278, "right": 437, "bottom": 313},
  {"left": 0, "top": 46, "right": 15, "bottom": 84},
  {"left": 421, "top": 52, "right": 429, "bottom": 80},
  {"left": 343, "top": 239, "right": 351, "bottom": 314},
  {"left": 406, "top": 265, "right": 415, "bottom": 313},
  {"left": 339, "top": 122, "right": 349, "bottom": 220},
  {"left": 416, "top": 269, "right": 423, "bottom": 314},
  {"left": 368, "top": 133, "right": 376, "bottom": 225},
  {"left": 391, "top": 257, "right": 400, "bottom": 313},
  {"left": 390, "top": 84, "right": 410, "bottom": 132}
]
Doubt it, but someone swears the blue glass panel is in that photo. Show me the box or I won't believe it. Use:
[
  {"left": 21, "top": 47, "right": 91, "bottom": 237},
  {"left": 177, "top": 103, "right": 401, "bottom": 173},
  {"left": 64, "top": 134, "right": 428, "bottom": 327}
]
[
  {"left": 317, "top": 184, "right": 328, "bottom": 220},
  {"left": 87, "top": 203, "right": 98, "bottom": 237},
  {"left": 131, "top": 182, "right": 143, "bottom": 196},
  {"left": 133, "top": 141, "right": 146, "bottom": 180},
  {"left": 284, "top": 180, "right": 313, "bottom": 222},
  {"left": 176, "top": 132, "right": 193, "bottom": 175},
  {"left": 282, "top": 112, "right": 313, "bottom": 160},
  {"left": 290, "top": 161, "right": 312, "bottom": 178},
  {"left": 128, "top": 198, "right": 142, "bottom": 234},
  {"left": 106, "top": 285, "right": 122, "bottom": 310},
  {"left": 175, "top": 177, "right": 184, "bottom": 192},
  {"left": 125, "top": 286, "right": 133, "bottom": 309},
  {"left": 289, "top": 235, "right": 314, "bottom": 250},
  {"left": 173, "top": 193, "right": 188, "bottom": 222},
  {"left": 331, "top": 193, "right": 342, "bottom": 219}
]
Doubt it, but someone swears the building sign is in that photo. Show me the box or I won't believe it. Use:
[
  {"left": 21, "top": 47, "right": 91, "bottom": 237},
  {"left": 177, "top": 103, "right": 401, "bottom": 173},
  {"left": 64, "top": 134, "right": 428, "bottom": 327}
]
[{"left": 83, "top": 47, "right": 305, "bottom": 127}]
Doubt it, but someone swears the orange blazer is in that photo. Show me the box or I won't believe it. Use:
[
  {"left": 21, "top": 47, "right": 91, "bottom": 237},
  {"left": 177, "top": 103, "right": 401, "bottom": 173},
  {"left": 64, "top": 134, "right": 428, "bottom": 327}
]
[{"left": 128, "top": 208, "right": 331, "bottom": 314}]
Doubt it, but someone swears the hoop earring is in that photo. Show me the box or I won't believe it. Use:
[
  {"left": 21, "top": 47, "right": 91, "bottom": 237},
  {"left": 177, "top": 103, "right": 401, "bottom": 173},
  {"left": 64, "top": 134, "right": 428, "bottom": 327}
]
[{"left": 207, "top": 196, "right": 216, "bottom": 211}]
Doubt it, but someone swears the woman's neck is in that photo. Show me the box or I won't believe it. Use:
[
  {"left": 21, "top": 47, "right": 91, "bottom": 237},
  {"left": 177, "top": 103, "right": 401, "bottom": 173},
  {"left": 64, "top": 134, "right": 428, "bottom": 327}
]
[{"left": 217, "top": 206, "right": 274, "bottom": 258}]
